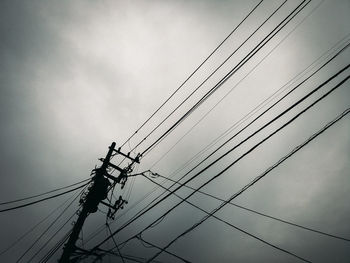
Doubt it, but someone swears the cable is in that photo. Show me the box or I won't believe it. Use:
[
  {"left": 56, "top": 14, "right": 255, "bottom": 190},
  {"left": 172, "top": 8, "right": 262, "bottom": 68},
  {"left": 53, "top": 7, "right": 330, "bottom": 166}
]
[
  {"left": 0, "top": 182, "right": 90, "bottom": 213},
  {"left": 141, "top": 172, "right": 311, "bottom": 263},
  {"left": 135, "top": 49, "right": 350, "bottom": 229},
  {"left": 146, "top": 107, "right": 350, "bottom": 262},
  {"left": 119, "top": 0, "right": 264, "bottom": 149},
  {"left": 138, "top": 37, "right": 349, "bottom": 231},
  {"left": 36, "top": 207, "right": 82, "bottom": 263},
  {"left": 95, "top": 248, "right": 166, "bottom": 263},
  {"left": 85, "top": 34, "right": 349, "bottom": 248},
  {"left": 39, "top": 230, "right": 72, "bottom": 263},
  {"left": 16, "top": 186, "right": 86, "bottom": 262},
  {"left": 85, "top": 0, "right": 318, "bottom": 245},
  {"left": 135, "top": 234, "right": 191, "bottom": 263},
  {"left": 31, "top": 185, "right": 89, "bottom": 263},
  {"left": 96, "top": 68, "right": 349, "bottom": 250},
  {"left": 0, "top": 178, "right": 90, "bottom": 206},
  {"left": 149, "top": 0, "right": 330, "bottom": 170},
  {"left": 106, "top": 223, "right": 126, "bottom": 263},
  {"left": 145, "top": 172, "right": 350, "bottom": 242},
  {"left": 0, "top": 190, "right": 80, "bottom": 256},
  {"left": 140, "top": 0, "right": 311, "bottom": 157},
  {"left": 141, "top": 72, "right": 350, "bottom": 240},
  {"left": 130, "top": 0, "right": 286, "bottom": 155}
]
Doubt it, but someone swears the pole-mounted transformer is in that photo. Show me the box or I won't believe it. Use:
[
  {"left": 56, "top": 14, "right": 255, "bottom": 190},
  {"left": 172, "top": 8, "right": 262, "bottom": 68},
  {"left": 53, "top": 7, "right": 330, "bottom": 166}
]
[{"left": 58, "top": 142, "right": 140, "bottom": 262}]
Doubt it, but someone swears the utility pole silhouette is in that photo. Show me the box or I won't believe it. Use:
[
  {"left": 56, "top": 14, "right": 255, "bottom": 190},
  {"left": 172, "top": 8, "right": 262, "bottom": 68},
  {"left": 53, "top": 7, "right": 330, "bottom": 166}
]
[{"left": 59, "top": 142, "right": 140, "bottom": 262}]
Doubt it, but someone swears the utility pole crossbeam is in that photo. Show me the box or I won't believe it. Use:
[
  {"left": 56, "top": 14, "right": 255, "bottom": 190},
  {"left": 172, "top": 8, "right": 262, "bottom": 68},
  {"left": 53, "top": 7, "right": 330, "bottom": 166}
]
[{"left": 58, "top": 142, "right": 116, "bottom": 263}]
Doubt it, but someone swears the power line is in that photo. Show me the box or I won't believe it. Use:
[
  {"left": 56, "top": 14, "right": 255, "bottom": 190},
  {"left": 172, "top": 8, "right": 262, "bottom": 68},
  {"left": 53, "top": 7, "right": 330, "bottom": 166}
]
[
  {"left": 85, "top": 4, "right": 311, "bottom": 241},
  {"left": 90, "top": 1, "right": 320, "bottom": 245},
  {"left": 140, "top": 0, "right": 311, "bottom": 157},
  {"left": 0, "top": 182, "right": 90, "bottom": 213},
  {"left": 119, "top": 0, "right": 264, "bottom": 149},
  {"left": 140, "top": 171, "right": 311, "bottom": 263},
  {"left": 95, "top": 248, "right": 166, "bottom": 263},
  {"left": 146, "top": 107, "right": 350, "bottom": 262},
  {"left": 97, "top": 68, "right": 349, "bottom": 251},
  {"left": 0, "top": 178, "right": 90, "bottom": 206},
  {"left": 88, "top": 38, "right": 347, "bottom": 248},
  {"left": 36, "top": 206, "right": 83, "bottom": 263},
  {"left": 135, "top": 234, "right": 191, "bottom": 263},
  {"left": 106, "top": 223, "right": 126, "bottom": 263},
  {"left": 129, "top": 0, "right": 286, "bottom": 155},
  {"left": 149, "top": 0, "right": 331, "bottom": 170},
  {"left": 138, "top": 39, "right": 350, "bottom": 223},
  {"left": 140, "top": 72, "right": 350, "bottom": 241},
  {"left": 0, "top": 190, "right": 80, "bottom": 256},
  {"left": 16, "top": 187, "right": 84, "bottom": 262},
  {"left": 86, "top": 34, "right": 349, "bottom": 248},
  {"left": 145, "top": 171, "right": 350, "bottom": 242},
  {"left": 38, "top": 230, "right": 72, "bottom": 263}
]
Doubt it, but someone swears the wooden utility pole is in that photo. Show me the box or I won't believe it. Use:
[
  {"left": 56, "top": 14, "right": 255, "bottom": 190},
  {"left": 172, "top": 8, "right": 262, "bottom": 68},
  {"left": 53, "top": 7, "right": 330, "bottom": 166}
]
[{"left": 58, "top": 142, "right": 116, "bottom": 263}]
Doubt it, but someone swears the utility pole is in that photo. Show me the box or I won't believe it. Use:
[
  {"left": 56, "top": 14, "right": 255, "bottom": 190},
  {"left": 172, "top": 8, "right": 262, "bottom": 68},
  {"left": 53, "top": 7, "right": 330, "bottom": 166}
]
[
  {"left": 59, "top": 142, "right": 116, "bottom": 263},
  {"left": 58, "top": 142, "right": 140, "bottom": 262}
]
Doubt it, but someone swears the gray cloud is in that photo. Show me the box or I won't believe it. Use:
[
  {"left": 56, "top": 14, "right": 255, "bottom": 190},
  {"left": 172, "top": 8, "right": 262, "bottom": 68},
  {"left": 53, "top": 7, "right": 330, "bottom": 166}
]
[{"left": 0, "top": 0, "right": 349, "bottom": 262}]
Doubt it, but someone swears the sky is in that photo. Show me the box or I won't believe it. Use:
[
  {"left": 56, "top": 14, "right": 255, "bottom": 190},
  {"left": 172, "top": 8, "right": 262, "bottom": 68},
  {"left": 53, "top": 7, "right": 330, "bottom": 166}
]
[{"left": 0, "top": 0, "right": 349, "bottom": 262}]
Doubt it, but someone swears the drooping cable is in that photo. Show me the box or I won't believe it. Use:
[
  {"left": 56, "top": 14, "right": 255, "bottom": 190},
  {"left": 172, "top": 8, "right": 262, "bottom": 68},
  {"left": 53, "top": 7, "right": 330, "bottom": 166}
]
[
  {"left": 0, "top": 190, "right": 80, "bottom": 256},
  {"left": 17, "top": 186, "right": 87, "bottom": 262},
  {"left": 145, "top": 172, "right": 350, "bottom": 242},
  {"left": 138, "top": 40, "right": 350, "bottom": 221},
  {"left": 0, "top": 182, "right": 90, "bottom": 213},
  {"left": 141, "top": 172, "right": 311, "bottom": 263},
  {"left": 96, "top": 0, "right": 318, "bottom": 242},
  {"left": 106, "top": 223, "right": 126, "bottom": 263},
  {"left": 35, "top": 207, "right": 82, "bottom": 263},
  {"left": 140, "top": 0, "right": 311, "bottom": 157},
  {"left": 129, "top": 0, "right": 287, "bottom": 155},
  {"left": 0, "top": 178, "right": 90, "bottom": 206},
  {"left": 38, "top": 230, "right": 72, "bottom": 263},
  {"left": 95, "top": 248, "right": 165, "bottom": 263},
  {"left": 94, "top": 64, "right": 350, "bottom": 249},
  {"left": 95, "top": 67, "right": 349, "bottom": 251},
  {"left": 85, "top": 33, "right": 349, "bottom": 248},
  {"left": 149, "top": 0, "right": 330, "bottom": 170},
  {"left": 135, "top": 234, "right": 191, "bottom": 263},
  {"left": 146, "top": 107, "right": 350, "bottom": 262},
  {"left": 119, "top": 0, "right": 264, "bottom": 149}
]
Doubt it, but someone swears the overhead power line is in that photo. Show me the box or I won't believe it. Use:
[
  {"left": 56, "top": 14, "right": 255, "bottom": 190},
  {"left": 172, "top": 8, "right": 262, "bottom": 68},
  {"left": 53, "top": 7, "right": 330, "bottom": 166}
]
[
  {"left": 95, "top": 248, "right": 166, "bottom": 263},
  {"left": 140, "top": 72, "right": 350, "bottom": 252},
  {"left": 84, "top": 34, "right": 348, "bottom": 248},
  {"left": 119, "top": 0, "right": 264, "bottom": 149},
  {"left": 99, "top": 68, "right": 350, "bottom": 253},
  {"left": 93, "top": 61, "right": 350, "bottom": 252},
  {"left": 0, "top": 191, "right": 80, "bottom": 256},
  {"left": 38, "top": 230, "right": 72, "bottom": 263},
  {"left": 15, "top": 188, "right": 84, "bottom": 263},
  {"left": 135, "top": 234, "right": 191, "bottom": 263},
  {"left": 36, "top": 203, "right": 84, "bottom": 263},
  {"left": 0, "top": 178, "right": 90, "bottom": 206},
  {"left": 106, "top": 223, "right": 126, "bottom": 263},
  {"left": 85, "top": 2, "right": 318, "bottom": 243},
  {"left": 144, "top": 172, "right": 350, "bottom": 242},
  {"left": 91, "top": 1, "right": 292, "bottom": 242},
  {"left": 139, "top": 0, "right": 311, "bottom": 157},
  {"left": 92, "top": 3, "right": 327, "bottom": 245},
  {"left": 149, "top": 0, "right": 331, "bottom": 170},
  {"left": 146, "top": 107, "right": 350, "bottom": 262},
  {"left": 0, "top": 182, "right": 90, "bottom": 213},
  {"left": 141, "top": 40, "right": 350, "bottom": 219},
  {"left": 129, "top": 0, "right": 287, "bottom": 155},
  {"left": 140, "top": 171, "right": 311, "bottom": 263}
]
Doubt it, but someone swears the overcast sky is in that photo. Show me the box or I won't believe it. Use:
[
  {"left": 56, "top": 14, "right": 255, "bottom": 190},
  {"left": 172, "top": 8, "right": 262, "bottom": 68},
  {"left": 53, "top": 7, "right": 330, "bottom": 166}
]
[{"left": 0, "top": 0, "right": 350, "bottom": 262}]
